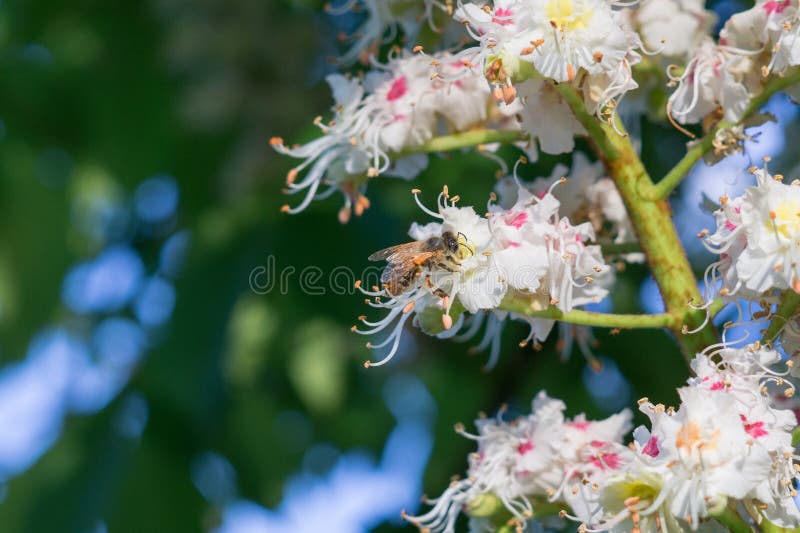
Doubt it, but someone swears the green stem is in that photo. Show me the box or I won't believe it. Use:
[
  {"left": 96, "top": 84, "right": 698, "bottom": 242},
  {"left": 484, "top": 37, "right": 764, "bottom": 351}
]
[
  {"left": 708, "top": 298, "right": 728, "bottom": 320},
  {"left": 762, "top": 290, "right": 800, "bottom": 345},
  {"left": 399, "top": 129, "right": 528, "bottom": 157},
  {"left": 553, "top": 81, "right": 718, "bottom": 359},
  {"left": 499, "top": 299, "right": 676, "bottom": 329},
  {"left": 595, "top": 241, "right": 642, "bottom": 256},
  {"left": 650, "top": 68, "right": 800, "bottom": 200},
  {"left": 761, "top": 520, "right": 798, "bottom": 533},
  {"left": 712, "top": 506, "right": 755, "bottom": 533}
]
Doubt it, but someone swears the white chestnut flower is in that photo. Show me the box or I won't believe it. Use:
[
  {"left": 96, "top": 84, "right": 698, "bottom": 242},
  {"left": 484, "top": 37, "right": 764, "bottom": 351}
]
[
  {"left": 702, "top": 165, "right": 800, "bottom": 298},
  {"left": 627, "top": 0, "right": 717, "bottom": 59},
  {"left": 450, "top": 0, "right": 642, "bottom": 123},
  {"left": 330, "top": 0, "right": 457, "bottom": 65},
  {"left": 405, "top": 392, "right": 632, "bottom": 533},
  {"left": 271, "top": 51, "right": 502, "bottom": 221},
  {"left": 496, "top": 153, "right": 642, "bottom": 262},
  {"left": 666, "top": 37, "right": 754, "bottom": 126},
  {"left": 354, "top": 183, "right": 612, "bottom": 368}
]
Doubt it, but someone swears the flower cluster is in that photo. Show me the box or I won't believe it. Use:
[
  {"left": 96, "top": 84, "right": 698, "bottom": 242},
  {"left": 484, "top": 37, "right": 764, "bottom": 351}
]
[
  {"left": 329, "top": 0, "right": 458, "bottom": 65},
  {"left": 408, "top": 342, "right": 800, "bottom": 532},
  {"left": 496, "top": 153, "right": 641, "bottom": 262},
  {"left": 668, "top": 0, "right": 800, "bottom": 130},
  {"left": 270, "top": 51, "right": 512, "bottom": 222},
  {"left": 702, "top": 163, "right": 800, "bottom": 300},
  {"left": 623, "top": 0, "right": 716, "bottom": 60},
  {"left": 451, "top": 0, "right": 643, "bottom": 137},
  {"left": 404, "top": 391, "right": 634, "bottom": 533},
  {"left": 354, "top": 181, "right": 613, "bottom": 368}
]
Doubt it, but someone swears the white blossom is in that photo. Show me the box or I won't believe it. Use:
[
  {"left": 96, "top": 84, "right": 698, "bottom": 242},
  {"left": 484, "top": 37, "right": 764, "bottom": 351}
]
[
  {"left": 720, "top": 0, "right": 800, "bottom": 75},
  {"left": 703, "top": 165, "right": 800, "bottom": 298},
  {"left": 354, "top": 183, "right": 613, "bottom": 368},
  {"left": 627, "top": 0, "right": 716, "bottom": 59},
  {"left": 271, "top": 51, "right": 505, "bottom": 221},
  {"left": 329, "top": 0, "right": 457, "bottom": 65},
  {"left": 667, "top": 37, "right": 754, "bottom": 125},
  {"left": 496, "top": 153, "right": 642, "bottom": 262},
  {"left": 405, "top": 392, "right": 632, "bottom": 533}
]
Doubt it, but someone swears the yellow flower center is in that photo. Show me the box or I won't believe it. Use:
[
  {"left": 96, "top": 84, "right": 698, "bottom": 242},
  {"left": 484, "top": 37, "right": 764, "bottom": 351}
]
[
  {"left": 676, "top": 421, "right": 719, "bottom": 452},
  {"left": 772, "top": 200, "right": 800, "bottom": 238},
  {"left": 545, "top": 0, "right": 592, "bottom": 31}
]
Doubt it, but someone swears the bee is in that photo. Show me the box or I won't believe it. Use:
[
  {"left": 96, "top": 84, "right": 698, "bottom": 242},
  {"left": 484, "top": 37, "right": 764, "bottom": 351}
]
[{"left": 368, "top": 231, "right": 472, "bottom": 296}]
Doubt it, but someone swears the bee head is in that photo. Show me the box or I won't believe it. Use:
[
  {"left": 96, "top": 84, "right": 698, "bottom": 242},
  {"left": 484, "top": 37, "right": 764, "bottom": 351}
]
[
  {"left": 444, "top": 231, "right": 475, "bottom": 259},
  {"left": 442, "top": 231, "right": 459, "bottom": 253}
]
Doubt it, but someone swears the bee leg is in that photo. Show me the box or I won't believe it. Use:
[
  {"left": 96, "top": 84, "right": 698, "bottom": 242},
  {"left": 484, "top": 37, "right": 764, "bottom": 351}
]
[{"left": 435, "top": 261, "right": 459, "bottom": 272}]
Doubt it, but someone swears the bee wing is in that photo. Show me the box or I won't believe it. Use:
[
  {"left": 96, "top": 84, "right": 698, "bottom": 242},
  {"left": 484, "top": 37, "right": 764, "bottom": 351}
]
[
  {"left": 380, "top": 262, "right": 410, "bottom": 285},
  {"left": 368, "top": 241, "right": 424, "bottom": 262}
]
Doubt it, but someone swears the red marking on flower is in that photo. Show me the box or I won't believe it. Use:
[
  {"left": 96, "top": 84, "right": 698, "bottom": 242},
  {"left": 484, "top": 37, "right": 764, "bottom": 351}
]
[
  {"left": 387, "top": 76, "right": 408, "bottom": 101},
  {"left": 764, "top": 0, "right": 791, "bottom": 14},
  {"left": 710, "top": 381, "right": 725, "bottom": 390},
  {"left": 507, "top": 241, "right": 521, "bottom": 248},
  {"left": 517, "top": 440, "right": 534, "bottom": 455},
  {"left": 740, "top": 415, "right": 768, "bottom": 438},
  {"left": 492, "top": 7, "right": 514, "bottom": 25},
  {"left": 589, "top": 440, "right": 607, "bottom": 447},
  {"left": 642, "top": 436, "right": 660, "bottom": 457},
  {"left": 590, "top": 452, "right": 622, "bottom": 470},
  {"left": 568, "top": 421, "right": 592, "bottom": 431},
  {"left": 506, "top": 212, "right": 528, "bottom": 228},
  {"left": 724, "top": 221, "right": 737, "bottom": 231}
]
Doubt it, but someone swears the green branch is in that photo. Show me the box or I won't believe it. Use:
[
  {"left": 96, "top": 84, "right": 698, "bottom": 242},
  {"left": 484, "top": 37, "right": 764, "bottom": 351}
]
[
  {"left": 553, "top": 81, "right": 718, "bottom": 359},
  {"left": 712, "top": 506, "right": 755, "bottom": 533},
  {"left": 762, "top": 290, "right": 800, "bottom": 344},
  {"left": 708, "top": 299, "right": 728, "bottom": 320},
  {"left": 499, "top": 299, "right": 676, "bottom": 329},
  {"left": 760, "top": 520, "right": 798, "bottom": 533},
  {"left": 650, "top": 68, "right": 800, "bottom": 201},
  {"left": 398, "top": 129, "right": 528, "bottom": 157},
  {"left": 595, "top": 241, "right": 642, "bottom": 256}
]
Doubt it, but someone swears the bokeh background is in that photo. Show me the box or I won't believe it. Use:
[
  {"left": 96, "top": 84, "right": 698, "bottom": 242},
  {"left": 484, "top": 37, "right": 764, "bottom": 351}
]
[{"left": 0, "top": 0, "right": 799, "bottom": 532}]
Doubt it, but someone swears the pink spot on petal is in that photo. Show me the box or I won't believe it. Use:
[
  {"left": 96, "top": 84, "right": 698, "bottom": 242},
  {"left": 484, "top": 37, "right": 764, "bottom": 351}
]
[
  {"left": 724, "top": 221, "right": 737, "bottom": 231},
  {"left": 567, "top": 421, "right": 592, "bottom": 431},
  {"left": 740, "top": 415, "right": 768, "bottom": 438},
  {"left": 386, "top": 76, "right": 408, "bottom": 101},
  {"left": 764, "top": 0, "right": 791, "bottom": 14},
  {"left": 589, "top": 452, "right": 621, "bottom": 470},
  {"left": 506, "top": 212, "right": 528, "bottom": 228},
  {"left": 517, "top": 440, "right": 534, "bottom": 455},
  {"left": 642, "top": 436, "right": 660, "bottom": 457},
  {"left": 710, "top": 381, "right": 725, "bottom": 390},
  {"left": 492, "top": 7, "right": 514, "bottom": 25}
]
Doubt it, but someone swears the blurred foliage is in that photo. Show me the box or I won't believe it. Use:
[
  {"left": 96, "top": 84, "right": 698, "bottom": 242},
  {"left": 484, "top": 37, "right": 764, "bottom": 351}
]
[{"left": 0, "top": 0, "right": 783, "bottom": 532}]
